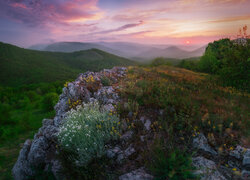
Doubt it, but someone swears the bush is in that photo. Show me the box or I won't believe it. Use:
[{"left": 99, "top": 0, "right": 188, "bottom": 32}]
[
  {"left": 148, "top": 144, "right": 195, "bottom": 180},
  {"left": 101, "top": 76, "right": 111, "bottom": 86},
  {"left": 199, "top": 38, "right": 250, "bottom": 91},
  {"left": 58, "top": 101, "right": 120, "bottom": 167},
  {"left": 151, "top": 57, "right": 173, "bottom": 67},
  {"left": 42, "top": 93, "right": 59, "bottom": 111}
]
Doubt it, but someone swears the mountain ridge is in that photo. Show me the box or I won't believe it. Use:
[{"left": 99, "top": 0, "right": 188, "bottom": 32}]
[
  {"left": 0, "top": 42, "right": 136, "bottom": 86},
  {"left": 29, "top": 41, "right": 206, "bottom": 60}
]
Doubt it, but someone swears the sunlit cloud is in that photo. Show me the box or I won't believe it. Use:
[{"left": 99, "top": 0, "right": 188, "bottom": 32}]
[{"left": 0, "top": 0, "right": 250, "bottom": 46}]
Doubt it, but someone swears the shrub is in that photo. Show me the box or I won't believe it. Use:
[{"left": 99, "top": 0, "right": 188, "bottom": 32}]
[
  {"left": 101, "top": 76, "right": 111, "bottom": 86},
  {"left": 57, "top": 101, "right": 120, "bottom": 167},
  {"left": 151, "top": 57, "right": 173, "bottom": 67},
  {"left": 42, "top": 93, "right": 59, "bottom": 111},
  {"left": 148, "top": 143, "right": 195, "bottom": 180}
]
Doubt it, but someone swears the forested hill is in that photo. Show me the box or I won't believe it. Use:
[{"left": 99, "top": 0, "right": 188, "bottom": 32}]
[{"left": 0, "top": 42, "right": 136, "bottom": 86}]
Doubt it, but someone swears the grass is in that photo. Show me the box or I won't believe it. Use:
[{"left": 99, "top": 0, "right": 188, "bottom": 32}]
[{"left": 117, "top": 65, "right": 250, "bottom": 178}]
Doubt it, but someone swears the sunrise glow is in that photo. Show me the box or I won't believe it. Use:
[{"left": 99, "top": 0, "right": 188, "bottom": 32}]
[{"left": 0, "top": 0, "right": 250, "bottom": 47}]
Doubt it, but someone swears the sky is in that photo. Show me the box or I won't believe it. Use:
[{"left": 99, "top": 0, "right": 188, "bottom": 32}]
[{"left": 0, "top": 0, "right": 250, "bottom": 47}]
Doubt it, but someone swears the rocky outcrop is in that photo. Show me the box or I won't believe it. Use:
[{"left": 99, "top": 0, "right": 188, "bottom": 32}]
[
  {"left": 192, "top": 156, "right": 226, "bottom": 180},
  {"left": 12, "top": 66, "right": 249, "bottom": 180},
  {"left": 192, "top": 134, "right": 250, "bottom": 180},
  {"left": 12, "top": 67, "right": 128, "bottom": 179}
]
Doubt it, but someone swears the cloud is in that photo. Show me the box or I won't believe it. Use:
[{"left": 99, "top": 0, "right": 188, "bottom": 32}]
[
  {"left": 93, "top": 21, "right": 144, "bottom": 34},
  {"left": 0, "top": 0, "right": 102, "bottom": 27},
  {"left": 207, "top": 15, "right": 250, "bottom": 24}
]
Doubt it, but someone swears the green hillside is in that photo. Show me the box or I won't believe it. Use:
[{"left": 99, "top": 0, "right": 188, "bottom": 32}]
[{"left": 0, "top": 42, "right": 135, "bottom": 86}]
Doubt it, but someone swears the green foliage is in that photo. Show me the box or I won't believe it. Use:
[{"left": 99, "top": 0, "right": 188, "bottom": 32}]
[
  {"left": 0, "top": 81, "right": 65, "bottom": 179},
  {"left": 100, "top": 76, "right": 111, "bottom": 86},
  {"left": 178, "top": 58, "right": 200, "bottom": 71},
  {"left": 58, "top": 102, "right": 120, "bottom": 170},
  {"left": 0, "top": 42, "right": 136, "bottom": 86},
  {"left": 148, "top": 142, "right": 195, "bottom": 180},
  {"left": 0, "top": 81, "right": 63, "bottom": 143},
  {"left": 151, "top": 57, "right": 173, "bottom": 67},
  {"left": 179, "top": 38, "right": 250, "bottom": 91},
  {"left": 42, "top": 93, "right": 59, "bottom": 111}
]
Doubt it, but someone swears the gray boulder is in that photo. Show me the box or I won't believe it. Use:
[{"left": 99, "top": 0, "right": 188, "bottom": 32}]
[
  {"left": 119, "top": 167, "right": 153, "bottom": 180},
  {"left": 192, "top": 156, "right": 226, "bottom": 180},
  {"left": 193, "top": 133, "right": 217, "bottom": 155},
  {"left": 12, "top": 140, "right": 33, "bottom": 180},
  {"left": 229, "top": 145, "right": 245, "bottom": 159},
  {"left": 243, "top": 149, "right": 250, "bottom": 170}
]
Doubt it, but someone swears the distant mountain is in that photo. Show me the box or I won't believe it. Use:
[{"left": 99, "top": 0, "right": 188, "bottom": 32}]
[
  {"left": 134, "top": 45, "right": 207, "bottom": 60},
  {"left": 31, "top": 41, "right": 153, "bottom": 58},
  {"left": 29, "top": 41, "right": 207, "bottom": 61},
  {"left": 29, "top": 43, "right": 49, "bottom": 51},
  {"left": 97, "top": 42, "right": 154, "bottom": 57},
  {"left": 0, "top": 42, "right": 136, "bottom": 86}
]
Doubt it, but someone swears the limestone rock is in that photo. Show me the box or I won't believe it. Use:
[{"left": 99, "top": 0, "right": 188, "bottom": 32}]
[
  {"left": 229, "top": 145, "right": 245, "bottom": 159},
  {"left": 119, "top": 167, "right": 153, "bottom": 180},
  {"left": 107, "top": 146, "right": 122, "bottom": 159},
  {"left": 192, "top": 156, "right": 226, "bottom": 180},
  {"left": 144, "top": 119, "right": 151, "bottom": 131},
  {"left": 12, "top": 67, "right": 127, "bottom": 180},
  {"left": 193, "top": 133, "right": 217, "bottom": 155},
  {"left": 12, "top": 140, "right": 33, "bottom": 180},
  {"left": 243, "top": 149, "right": 250, "bottom": 170}
]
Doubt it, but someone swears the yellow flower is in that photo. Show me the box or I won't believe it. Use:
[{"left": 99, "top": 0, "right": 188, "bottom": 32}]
[
  {"left": 232, "top": 168, "right": 237, "bottom": 171},
  {"left": 233, "top": 170, "right": 241, "bottom": 176},
  {"left": 229, "top": 147, "right": 234, "bottom": 151}
]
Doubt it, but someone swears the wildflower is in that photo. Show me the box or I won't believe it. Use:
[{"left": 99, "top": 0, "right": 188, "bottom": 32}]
[
  {"left": 218, "top": 146, "right": 223, "bottom": 153},
  {"left": 229, "top": 147, "right": 234, "bottom": 151},
  {"left": 232, "top": 168, "right": 237, "bottom": 171},
  {"left": 233, "top": 170, "right": 241, "bottom": 176}
]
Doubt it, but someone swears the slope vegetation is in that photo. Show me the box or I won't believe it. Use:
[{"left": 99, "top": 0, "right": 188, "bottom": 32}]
[{"left": 0, "top": 42, "right": 135, "bottom": 86}]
